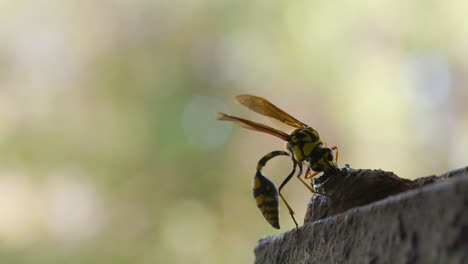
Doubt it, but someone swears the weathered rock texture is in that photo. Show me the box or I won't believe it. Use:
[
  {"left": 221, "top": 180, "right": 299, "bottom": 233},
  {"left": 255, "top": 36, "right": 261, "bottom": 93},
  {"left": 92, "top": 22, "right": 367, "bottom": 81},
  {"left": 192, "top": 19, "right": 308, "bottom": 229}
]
[
  {"left": 254, "top": 167, "right": 468, "bottom": 264},
  {"left": 305, "top": 165, "right": 462, "bottom": 222}
]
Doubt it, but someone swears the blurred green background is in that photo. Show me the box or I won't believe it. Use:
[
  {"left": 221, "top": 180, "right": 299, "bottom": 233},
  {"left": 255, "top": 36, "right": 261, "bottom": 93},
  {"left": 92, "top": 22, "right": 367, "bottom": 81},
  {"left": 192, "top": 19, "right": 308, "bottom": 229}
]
[{"left": 0, "top": 0, "right": 467, "bottom": 263}]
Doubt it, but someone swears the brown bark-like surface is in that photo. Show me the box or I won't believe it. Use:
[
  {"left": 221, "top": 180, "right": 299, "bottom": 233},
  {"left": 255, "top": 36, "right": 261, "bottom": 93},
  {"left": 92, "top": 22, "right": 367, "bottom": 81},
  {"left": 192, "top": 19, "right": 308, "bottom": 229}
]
[
  {"left": 305, "top": 165, "right": 460, "bottom": 223},
  {"left": 254, "top": 166, "right": 468, "bottom": 264}
]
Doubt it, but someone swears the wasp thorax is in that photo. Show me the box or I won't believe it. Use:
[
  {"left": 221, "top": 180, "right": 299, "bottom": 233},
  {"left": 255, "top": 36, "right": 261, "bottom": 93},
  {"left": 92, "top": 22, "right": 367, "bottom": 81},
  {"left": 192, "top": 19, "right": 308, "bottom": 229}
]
[{"left": 288, "top": 128, "right": 322, "bottom": 162}]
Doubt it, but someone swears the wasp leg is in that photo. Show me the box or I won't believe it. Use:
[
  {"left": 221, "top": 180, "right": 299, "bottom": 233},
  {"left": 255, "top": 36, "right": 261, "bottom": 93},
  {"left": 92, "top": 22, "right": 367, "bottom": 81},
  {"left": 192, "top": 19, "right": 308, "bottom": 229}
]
[
  {"left": 278, "top": 161, "right": 299, "bottom": 229},
  {"left": 331, "top": 146, "right": 339, "bottom": 163},
  {"left": 297, "top": 165, "right": 318, "bottom": 193},
  {"left": 298, "top": 165, "right": 330, "bottom": 198},
  {"left": 304, "top": 167, "right": 321, "bottom": 180}
]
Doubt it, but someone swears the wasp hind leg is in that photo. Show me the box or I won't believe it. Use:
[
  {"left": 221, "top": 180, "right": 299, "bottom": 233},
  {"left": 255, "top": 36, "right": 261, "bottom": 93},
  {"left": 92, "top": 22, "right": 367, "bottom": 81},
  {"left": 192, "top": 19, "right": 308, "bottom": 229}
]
[{"left": 278, "top": 162, "right": 299, "bottom": 229}]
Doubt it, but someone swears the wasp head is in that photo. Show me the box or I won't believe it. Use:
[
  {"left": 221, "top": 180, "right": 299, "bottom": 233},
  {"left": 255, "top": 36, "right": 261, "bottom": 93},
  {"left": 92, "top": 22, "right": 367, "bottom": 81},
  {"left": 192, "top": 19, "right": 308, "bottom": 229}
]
[{"left": 309, "top": 147, "right": 339, "bottom": 174}]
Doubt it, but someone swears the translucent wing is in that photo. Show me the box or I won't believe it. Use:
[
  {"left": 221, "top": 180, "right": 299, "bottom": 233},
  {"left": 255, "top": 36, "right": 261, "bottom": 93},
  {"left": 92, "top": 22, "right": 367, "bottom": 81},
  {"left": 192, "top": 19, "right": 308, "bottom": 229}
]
[
  {"left": 217, "top": 113, "right": 290, "bottom": 141},
  {"left": 236, "top": 94, "right": 308, "bottom": 129}
]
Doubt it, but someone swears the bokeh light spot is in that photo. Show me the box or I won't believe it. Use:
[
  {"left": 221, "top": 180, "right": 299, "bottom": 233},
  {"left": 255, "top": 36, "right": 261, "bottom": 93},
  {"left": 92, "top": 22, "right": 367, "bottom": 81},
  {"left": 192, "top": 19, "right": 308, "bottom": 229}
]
[
  {"left": 43, "top": 171, "right": 104, "bottom": 244},
  {"left": 0, "top": 172, "right": 40, "bottom": 246},
  {"left": 160, "top": 199, "right": 217, "bottom": 262}
]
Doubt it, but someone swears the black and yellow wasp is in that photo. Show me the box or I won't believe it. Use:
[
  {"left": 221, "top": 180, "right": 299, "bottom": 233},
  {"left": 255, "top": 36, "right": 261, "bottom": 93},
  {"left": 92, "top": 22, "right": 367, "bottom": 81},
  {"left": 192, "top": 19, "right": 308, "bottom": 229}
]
[{"left": 217, "top": 95, "right": 339, "bottom": 229}]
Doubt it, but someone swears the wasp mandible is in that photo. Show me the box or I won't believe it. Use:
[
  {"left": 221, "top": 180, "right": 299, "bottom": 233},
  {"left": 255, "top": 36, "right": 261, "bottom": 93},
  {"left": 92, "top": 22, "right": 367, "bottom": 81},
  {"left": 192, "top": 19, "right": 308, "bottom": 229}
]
[{"left": 217, "top": 95, "right": 339, "bottom": 229}]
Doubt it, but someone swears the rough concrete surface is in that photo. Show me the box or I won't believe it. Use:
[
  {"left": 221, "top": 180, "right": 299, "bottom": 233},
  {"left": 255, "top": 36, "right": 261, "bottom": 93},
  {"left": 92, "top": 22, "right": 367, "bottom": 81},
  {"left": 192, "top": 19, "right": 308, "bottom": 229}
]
[{"left": 254, "top": 168, "right": 468, "bottom": 264}]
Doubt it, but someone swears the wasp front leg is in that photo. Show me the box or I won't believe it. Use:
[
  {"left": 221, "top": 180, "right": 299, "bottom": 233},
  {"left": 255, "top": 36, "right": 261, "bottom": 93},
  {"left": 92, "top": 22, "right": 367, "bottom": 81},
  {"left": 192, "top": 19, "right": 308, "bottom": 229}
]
[
  {"left": 297, "top": 165, "right": 330, "bottom": 197},
  {"left": 304, "top": 167, "right": 321, "bottom": 180},
  {"left": 331, "top": 146, "right": 339, "bottom": 163},
  {"left": 322, "top": 141, "right": 339, "bottom": 164}
]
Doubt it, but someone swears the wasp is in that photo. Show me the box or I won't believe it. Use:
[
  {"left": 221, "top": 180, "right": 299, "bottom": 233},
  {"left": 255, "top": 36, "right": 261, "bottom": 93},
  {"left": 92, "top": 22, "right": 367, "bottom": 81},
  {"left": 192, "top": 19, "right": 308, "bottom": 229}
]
[{"left": 217, "top": 95, "right": 339, "bottom": 229}]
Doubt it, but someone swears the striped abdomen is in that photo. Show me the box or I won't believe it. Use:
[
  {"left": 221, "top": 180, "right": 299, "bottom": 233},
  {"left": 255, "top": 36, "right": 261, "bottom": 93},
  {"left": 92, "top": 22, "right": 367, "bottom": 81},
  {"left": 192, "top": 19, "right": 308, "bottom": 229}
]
[{"left": 253, "top": 151, "right": 289, "bottom": 229}]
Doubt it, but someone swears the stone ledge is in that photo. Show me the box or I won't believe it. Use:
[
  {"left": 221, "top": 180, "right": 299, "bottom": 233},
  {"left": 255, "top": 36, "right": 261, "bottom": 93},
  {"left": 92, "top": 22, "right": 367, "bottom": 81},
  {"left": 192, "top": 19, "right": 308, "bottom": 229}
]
[{"left": 254, "top": 169, "right": 468, "bottom": 264}]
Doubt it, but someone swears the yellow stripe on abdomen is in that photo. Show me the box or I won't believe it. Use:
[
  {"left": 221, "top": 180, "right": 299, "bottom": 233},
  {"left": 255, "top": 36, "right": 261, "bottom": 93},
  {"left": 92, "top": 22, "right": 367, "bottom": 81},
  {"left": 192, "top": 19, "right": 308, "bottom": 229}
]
[{"left": 252, "top": 170, "right": 280, "bottom": 229}]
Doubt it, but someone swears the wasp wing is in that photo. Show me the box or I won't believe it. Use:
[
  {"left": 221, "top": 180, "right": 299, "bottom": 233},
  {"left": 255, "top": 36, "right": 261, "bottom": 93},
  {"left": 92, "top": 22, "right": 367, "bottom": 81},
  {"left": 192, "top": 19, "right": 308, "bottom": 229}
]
[
  {"left": 236, "top": 94, "right": 308, "bottom": 129},
  {"left": 217, "top": 113, "right": 290, "bottom": 141}
]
